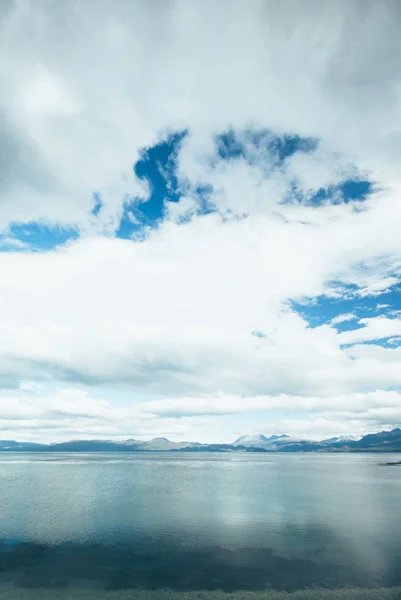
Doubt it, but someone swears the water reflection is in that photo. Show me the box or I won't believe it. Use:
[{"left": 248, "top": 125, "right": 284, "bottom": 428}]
[{"left": 0, "top": 453, "right": 400, "bottom": 592}]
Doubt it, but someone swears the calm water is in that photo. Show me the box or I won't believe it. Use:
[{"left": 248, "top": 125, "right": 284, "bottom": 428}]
[{"left": 0, "top": 452, "right": 400, "bottom": 598}]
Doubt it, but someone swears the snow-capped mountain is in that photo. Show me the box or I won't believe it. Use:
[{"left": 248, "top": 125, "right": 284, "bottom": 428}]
[
  {"left": 322, "top": 435, "right": 362, "bottom": 445},
  {"left": 233, "top": 433, "right": 299, "bottom": 449},
  {"left": 233, "top": 434, "right": 270, "bottom": 447}
]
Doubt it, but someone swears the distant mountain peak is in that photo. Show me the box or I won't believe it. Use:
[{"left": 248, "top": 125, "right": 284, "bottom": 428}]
[
  {"left": 234, "top": 434, "right": 269, "bottom": 445},
  {"left": 323, "top": 435, "right": 362, "bottom": 445},
  {"left": 265, "top": 434, "right": 290, "bottom": 441},
  {"left": 233, "top": 433, "right": 295, "bottom": 449}
]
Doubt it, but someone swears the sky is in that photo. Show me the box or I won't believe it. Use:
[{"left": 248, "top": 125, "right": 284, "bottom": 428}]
[{"left": 1, "top": 0, "right": 401, "bottom": 443}]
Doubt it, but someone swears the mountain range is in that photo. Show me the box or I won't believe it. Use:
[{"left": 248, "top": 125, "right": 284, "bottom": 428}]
[{"left": 1, "top": 428, "right": 401, "bottom": 452}]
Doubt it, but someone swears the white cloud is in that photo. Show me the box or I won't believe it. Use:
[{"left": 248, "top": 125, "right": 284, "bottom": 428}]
[
  {"left": 338, "top": 316, "right": 401, "bottom": 344},
  {"left": 0, "top": 209, "right": 401, "bottom": 409},
  {"left": 0, "top": 387, "right": 216, "bottom": 443},
  {"left": 331, "top": 313, "right": 356, "bottom": 325},
  {"left": 137, "top": 390, "right": 401, "bottom": 417},
  {"left": 0, "top": 221, "right": 400, "bottom": 403}
]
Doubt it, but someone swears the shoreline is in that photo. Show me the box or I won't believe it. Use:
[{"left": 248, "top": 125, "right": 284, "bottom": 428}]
[{"left": 0, "top": 586, "right": 401, "bottom": 600}]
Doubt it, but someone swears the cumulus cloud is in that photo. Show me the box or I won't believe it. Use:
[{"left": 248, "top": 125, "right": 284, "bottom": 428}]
[
  {"left": 338, "top": 316, "right": 401, "bottom": 344},
  {"left": 0, "top": 223, "right": 401, "bottom": 402},
  {"left": 331, "top": 313, "right": 357, "bottom": 325}
]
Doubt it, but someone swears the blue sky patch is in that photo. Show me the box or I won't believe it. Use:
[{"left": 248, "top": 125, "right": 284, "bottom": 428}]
[
  {"left": 363, "top": 337, "right": 401, "bottom": 349},
  {"left": 307, "top": 178, "right": 374, "bottom": 207},
  {"left": 251, "top": 330, "right": 266, "bottom": 339},
  {"left": 116, "top": 132, "right": 186, "bottom": 239},
  {"left": 215, "top": 129, "right": 317, "bottom": 166},
  {"left": 292, "top": 284, "right": 401, "bottom": 332},
  {"left": 343, "top": 336, "right": 401, "bottom": 350},
  {"left": 0, "top": 223, "right": 79, "bottom": 252},
  {"left": 214, "top": 129, "right": 373, "bottom": 211},
  {"left": 91, "top": 193, "right": 103, "bottom": 217}
]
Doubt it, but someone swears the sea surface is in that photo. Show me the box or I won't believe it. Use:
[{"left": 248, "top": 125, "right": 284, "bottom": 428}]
[{"left": 0, "top": 452, "right": 400, "bottom": 599}]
